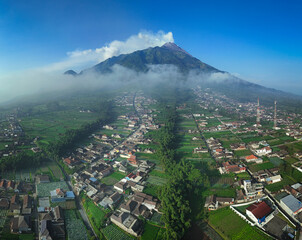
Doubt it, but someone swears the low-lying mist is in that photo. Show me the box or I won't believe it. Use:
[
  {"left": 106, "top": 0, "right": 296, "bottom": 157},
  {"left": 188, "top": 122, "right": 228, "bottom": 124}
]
[{"left": 0, "top": 64, "right": 235, "bottom": 105}]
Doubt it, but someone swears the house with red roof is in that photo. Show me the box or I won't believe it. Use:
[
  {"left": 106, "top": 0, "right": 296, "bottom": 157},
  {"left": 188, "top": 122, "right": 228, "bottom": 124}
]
[
  {"left": 245, "top": 154, "right": 263, "bottom": 164},
  {"left": 246, "top": 201, "right": 273, "bottom": 224},
  {"left": 128, "top": 155, "right": 138, "bottom": 167}
]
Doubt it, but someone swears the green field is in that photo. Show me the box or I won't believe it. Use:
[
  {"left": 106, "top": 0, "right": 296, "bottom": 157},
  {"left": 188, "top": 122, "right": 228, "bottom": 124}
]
[
  {"left": 208, "top": 207, "right": 272, "bottom": 240},
  {"left": 249, "top": 162, "right": 275, "bottom": 172},
  {"left": 81, "top": 193, "right": 111, "bottom": 236},
  {"left": 234, "top": 149, "right": 252, "bottom": 157},
  {"left": 102, "top": 224, "right": 135, "bottom": 240},
  {"left": 269, "top": 157, "right": 284, "bottom": 166},
  {"left": 146, "top": 175, "right": 167, "bottom": 186},
  {"left": 141, "top": 222, "right": 162, "bottom": 240},
  {"left": 101, "top": 171, "right": 126, "bottom": 185},
  {"left": 37, "top": 181, "right": 69, "bottom": 197},
  {"left": 65, "top": 210, "right": 88, "bottom": 240},
  {"left": 20, "top": 110, "right": 99, "bottom": 145}
]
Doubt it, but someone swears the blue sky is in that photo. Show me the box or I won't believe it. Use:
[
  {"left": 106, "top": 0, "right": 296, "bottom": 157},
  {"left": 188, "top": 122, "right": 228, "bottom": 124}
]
[{"left": 1, "top": 0, "right": 302, "bottom": 94}]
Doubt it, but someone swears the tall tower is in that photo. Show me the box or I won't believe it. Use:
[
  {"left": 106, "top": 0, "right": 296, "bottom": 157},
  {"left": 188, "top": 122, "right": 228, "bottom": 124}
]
[
  {"left": 274, "top": 100, "right": 277, "bottom": 129},
  {"left": 256, "top": 98, "right": 261, "bottom": 126}
]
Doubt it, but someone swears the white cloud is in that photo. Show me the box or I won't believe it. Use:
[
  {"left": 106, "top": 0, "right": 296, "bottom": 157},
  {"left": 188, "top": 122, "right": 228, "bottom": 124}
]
[{"left": 41, "top": 30, "right": 174, "bottom": 72}]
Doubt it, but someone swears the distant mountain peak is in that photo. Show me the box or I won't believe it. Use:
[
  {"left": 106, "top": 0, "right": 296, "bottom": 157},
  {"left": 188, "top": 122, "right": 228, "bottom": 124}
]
[
  {"left": 161, "top": 42, "right": 192, "bottom": 56},
  {"left": 64, "top": 70, "right": 78, "bottom": 76}
]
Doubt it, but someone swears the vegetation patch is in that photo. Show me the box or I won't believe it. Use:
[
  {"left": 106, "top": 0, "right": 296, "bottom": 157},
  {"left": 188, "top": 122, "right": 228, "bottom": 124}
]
[
  {"left": 208, "top": 207, "right": 272, "bottom": 240},
  {"left": 102, "top": 224, "right": 135, "bottom": 240}
]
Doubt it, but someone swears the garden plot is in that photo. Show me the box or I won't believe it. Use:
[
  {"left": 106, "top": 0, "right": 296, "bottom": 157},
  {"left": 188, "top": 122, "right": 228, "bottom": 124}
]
[
  {"left": 146, "top": 175, "right": 167, "bottom": 186},
  {"left": 102, "top": 224, "right": 135, "bottom": 240},
  {"left": 37, "top": 181, "right": 69, "bottom": 197},
  {"left": 65, "top": 210, "right": 88, "bottom": 240},
  {"left": 0, "top": 210, "right": 7, "bottom": 230}
]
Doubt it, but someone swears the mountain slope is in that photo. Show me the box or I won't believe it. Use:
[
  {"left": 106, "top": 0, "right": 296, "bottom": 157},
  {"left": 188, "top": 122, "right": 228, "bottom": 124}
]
[{"left": 82, "top": 42, "right": 220, "bottom": 74}]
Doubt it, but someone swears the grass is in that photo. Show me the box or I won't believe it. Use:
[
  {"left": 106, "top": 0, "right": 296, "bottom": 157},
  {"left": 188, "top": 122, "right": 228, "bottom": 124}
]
[
  {"left": 143, "top": 184, "right": 160, "bottom": 198},
  {"left": 81, "top": 193, "right": 111, "bottom": 230},
  {"left": 236, "top": 172, "right": 251, "bottom": 180},
  {"left": 18, "top": 234, "right": 35, "bottom": 240},
  {"left": 146, "top": 175, "right": 167, "bottom": 186},
  {"left": 208, "top": 188, "right": 236, "bottom": 198},
  {"left": 102, "top": 224, "right": 135, "bottom": 240},
  {"left": 234, "top": 149, "right": 252, "bottom": 157},
  {"left": 141, "top": 222, "right": 161, "bottom": 240},
  {"left": 249, "top": 162, "right": 275, "bottom": 172},
  {"left": 149, "top": 169, "right": 169, "bottom": 179},
  {"left": 208, "top": 207, "right": 272, "bottom": 240},
  {"left": 269, "top": 157, "right": 284, "bottom": 166},
  {"left": 101, "top": 171, "right": 126, "bottom": 185},
  {"left": 37, "top": 181, "right": 69, "bottom": 197},
  {"left": 65, "top": 210, "right": 88, "bottom": 240},
  {"left": 20, "top": 109, "right": 99, "bottom": 145},
  {"left": 284, "top": 157, "right": 298, "bottom": 164}
]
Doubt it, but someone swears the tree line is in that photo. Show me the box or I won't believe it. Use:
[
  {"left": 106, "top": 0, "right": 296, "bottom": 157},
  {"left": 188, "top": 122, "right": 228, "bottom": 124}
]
[{"left": 154, "top": 104, "right": 202, "bottom": 239}]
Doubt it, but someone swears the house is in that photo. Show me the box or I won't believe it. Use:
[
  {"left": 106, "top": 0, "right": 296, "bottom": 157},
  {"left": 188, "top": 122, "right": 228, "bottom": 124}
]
[
  {"left": 114, "top": 181, "right": 128, "bottom": 193},
  {"left": 128, "top": 155, "right": 138, "bottom": 167},
  {"left": 220, "top": 162, "right": 246, "bottom": 174},
  {"left": 39, "top": 220, "right": 52, "bottom": 240},
  {"left": 254, "top": 147, "right": 272, "bottom": 156},
  {"left": 110, "top": 212, "right": 143, "bottom": 237},
  {"left": 204, "top": 195, "right": 218, "bottom": 210},
  {"left": 230, "top": 143, "right": 246, "bottom": 151},
  {"left": 7, "top": 180, "right": 15, "bottom": 190},
  {"left": 99, "top": 192, "right": 122, "bottom": 209},
  {"left": 39, "top": 206, "right": 65, "bottom": 240},
  {"left": 204, "top": 195, "right": 234, "bottom": 210},
  {"left": 120, "top": 199, "right": 152, "bottom": 219},
  {"left": 11, "top": 215, "right": 31, "bottom": 233},
  {"left": 10, "top": 194, "right": 21, "bottom": 214},
  {"left": 280, "top": 195, "right": 302, "bottom": 216},
  {"left": 22, "top": 195, "right": 32, "bottom": 215},
  {"left": 216, "top": 197, "right": 234, "bottom": 205},
  {"left": 50, "top": 189, "right": 65, "bottom": 202},
  {"left": 193, "top": 147, "right": 208, "bottom": 154},
  {"left": 245, "top": 155, "right": 263, "bottom": 163},
  {"left": 246, "top": 201, "right": 273, "bottom": 224},
  {"left": 266, "top": 175, "right": 282, "bottom": 184}
]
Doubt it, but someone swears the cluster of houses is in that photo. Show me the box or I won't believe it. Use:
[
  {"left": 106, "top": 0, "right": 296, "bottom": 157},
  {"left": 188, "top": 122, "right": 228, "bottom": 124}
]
[
  {"left": 252, "top": 168, "right": 282, "bottom": 185},
  {"left": 68, "top": 92, "right": 163, "bottom": 237},
  {"left": 206, "top": 137, "right": 234, "bottom": 160},
  {"left": 38, "top": 206, "right": 65, "bottom": 240},
  {"left": 0, "top": 192, "right": 33, "bottom": 234},
  {"left": 111, "top": 192, "right": 159, "bottom": 236}
]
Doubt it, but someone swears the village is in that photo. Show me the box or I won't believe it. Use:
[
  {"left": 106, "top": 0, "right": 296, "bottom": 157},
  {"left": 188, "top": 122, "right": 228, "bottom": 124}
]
[
  {"left": 1, "top": 87, "right": 302, "bottom": 240},
  {"left": 192, "top": 86, "right": 302, "bottom": 240}
]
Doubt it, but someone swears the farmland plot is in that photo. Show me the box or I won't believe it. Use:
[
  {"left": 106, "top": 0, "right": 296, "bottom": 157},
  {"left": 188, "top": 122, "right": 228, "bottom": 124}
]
[
  {"left": 65, "top": 210, "right": 88, "bottom": 240},
  {"left": 102, "top": 224, "right": 135, "bottom": 240},
  {"left": 37, "top": 181, "right": 69, "bottom": 197}
]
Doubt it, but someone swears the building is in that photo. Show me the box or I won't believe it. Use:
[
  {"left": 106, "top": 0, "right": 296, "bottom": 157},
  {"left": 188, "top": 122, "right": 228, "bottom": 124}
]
[
  {"left": 110, "top": 212, "right": 143, "bottom": 237},
  {"left": 266, "top": 175, "right": 282, "bottom": 184},
  {"left": 246, "top": 201, "right": 274, "bottom": 224},
  {"left": 204, "top": 195, "right": 234, "bottom": 210},
  {"left": 11, "top": 215, "right": 31, "bottom": 233},
  {"left": 280, "top": 195, "right": 302, "bottom": 216},
  {"left": 243, "top": 180, "right": 263, "bottom": 198},
  {"left": 245, "top": 155, "right": 263, "bottom": 163}
]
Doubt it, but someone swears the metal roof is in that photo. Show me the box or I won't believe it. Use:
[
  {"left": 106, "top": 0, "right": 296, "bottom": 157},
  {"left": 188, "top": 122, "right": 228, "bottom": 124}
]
[{"left": 281, "top": 195, "right": 302, "bottom": 213}]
